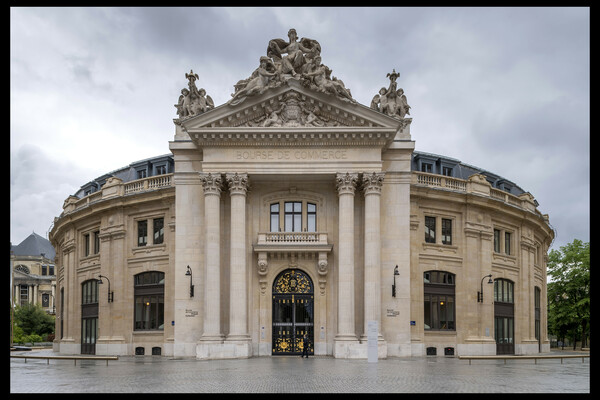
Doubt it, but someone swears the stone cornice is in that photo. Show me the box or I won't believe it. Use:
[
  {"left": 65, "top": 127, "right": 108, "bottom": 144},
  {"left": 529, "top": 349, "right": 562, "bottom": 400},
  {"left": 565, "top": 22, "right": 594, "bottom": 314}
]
[{"left": 185, "top": 127, "right": 398, "bottom": 147}]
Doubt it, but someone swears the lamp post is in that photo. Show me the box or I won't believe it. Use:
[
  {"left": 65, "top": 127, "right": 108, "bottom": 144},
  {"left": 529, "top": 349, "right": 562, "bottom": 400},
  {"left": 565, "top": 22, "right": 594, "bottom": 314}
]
[
  {"left": 392, "top": 265, "right": 399, "bottom": 297},
  {"left": 477, "top": 274, "right": 493, "bottom": 302},
  {"left": 97, "top": 275, "right": 114, "bottom": 303},
  {"left": 185, "top": 265, "right": 194, "bottom": 297}
]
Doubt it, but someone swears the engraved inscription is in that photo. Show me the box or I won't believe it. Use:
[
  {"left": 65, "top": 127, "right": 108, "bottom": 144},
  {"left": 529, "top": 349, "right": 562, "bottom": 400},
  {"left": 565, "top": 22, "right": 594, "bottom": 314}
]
[{"left": 236, "top": 149, "right": 348, "bottom": 160}]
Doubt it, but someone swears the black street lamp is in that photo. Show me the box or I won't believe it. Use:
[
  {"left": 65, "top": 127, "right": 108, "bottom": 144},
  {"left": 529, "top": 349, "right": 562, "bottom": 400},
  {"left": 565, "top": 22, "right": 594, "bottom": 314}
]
[
  {"left": 185, "top": 265, "right": 194, "bottom": 297},
  {"left": 97, "top": 275, "right": 114, "bottom": 303},
  {"left": 477, "top": 274, "right": 493, "bottom": 302},
  {"left": 392, "top": 265, "right": 399, "bottom": 297}
]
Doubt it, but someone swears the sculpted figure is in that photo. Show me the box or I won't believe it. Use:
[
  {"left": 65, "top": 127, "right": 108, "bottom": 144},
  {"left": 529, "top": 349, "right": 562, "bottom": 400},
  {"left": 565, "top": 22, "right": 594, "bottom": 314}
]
[
  {"left": 195, "top": 88, "right": 214, "bottom": 113},
  {"left": 174, "top": 70, "right": 215, "bottom": 118},
  {"left": 174, "top": 88, "right": 187, "bottom": 118},
  {"left": 397, "top": 88, "right": 411, "bottom": 118},
  {"left": 267, "top": 28, "right": 320, "bottom": 77},
  {"left": 372, "top": 69, "right": 411, "bottom": 119},
  {"left": 261, "top": 104, "right": 285, "bottom": 127},
  {"left": 302, "top": 103, "right": 325, "bottom": 127},
  {"left": 230, "top": 56, "right": 278, "bottom": 105}
]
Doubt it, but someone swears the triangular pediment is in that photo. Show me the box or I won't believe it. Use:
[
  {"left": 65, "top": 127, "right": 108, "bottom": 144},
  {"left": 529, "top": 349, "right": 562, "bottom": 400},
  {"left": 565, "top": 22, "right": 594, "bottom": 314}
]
[{"left": 177, "top": 80, "right": 411, "bottom": 147}]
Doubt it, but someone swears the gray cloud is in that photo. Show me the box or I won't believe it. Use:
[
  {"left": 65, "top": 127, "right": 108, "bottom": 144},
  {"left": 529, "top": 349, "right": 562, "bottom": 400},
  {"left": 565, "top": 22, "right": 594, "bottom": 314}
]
[{"left": 10, "top": 7, "right": 589, "bottom": 251}]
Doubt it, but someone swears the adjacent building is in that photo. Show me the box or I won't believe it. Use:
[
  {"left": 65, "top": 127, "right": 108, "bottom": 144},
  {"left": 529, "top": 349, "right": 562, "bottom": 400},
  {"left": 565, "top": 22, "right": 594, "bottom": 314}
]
[{"left": 11, "top": 232, "right": 57, "bottom": 314}]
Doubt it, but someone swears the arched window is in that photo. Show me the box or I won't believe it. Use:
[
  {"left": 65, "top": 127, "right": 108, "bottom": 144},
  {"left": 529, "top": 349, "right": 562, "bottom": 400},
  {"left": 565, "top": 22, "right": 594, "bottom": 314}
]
[
  {"left": 494, "top": 279, "right": 514, "bottom": 303},
  {"left": 134, "top": 271, "right": 165, "bottom": 330},
  {"left": 423, "top": 271, "right": 455, "bottom": 330}
]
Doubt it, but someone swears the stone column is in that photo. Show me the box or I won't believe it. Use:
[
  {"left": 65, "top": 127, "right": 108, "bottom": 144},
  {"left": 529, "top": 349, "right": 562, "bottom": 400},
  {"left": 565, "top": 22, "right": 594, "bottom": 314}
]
[
  {"left": 225, "top": 173, "right": 251, "bottom": 348},
  {"left": 334, "top": 172, "right": 359, "bottom": 356},
  {"left": 199, "top": 172, "right": 224, "bottom": 343},
  {"left": 361, "top": 172, "right": 385, "bottom": 342}
]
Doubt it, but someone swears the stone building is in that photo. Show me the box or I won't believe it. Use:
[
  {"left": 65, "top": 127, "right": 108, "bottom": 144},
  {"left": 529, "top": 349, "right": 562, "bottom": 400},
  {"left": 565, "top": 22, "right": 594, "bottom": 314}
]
[
  {"left": 11, "top": 232, "right": 57, "bottom": 314},
  {"left": 49, "top": 29, "right": 554, "bottom": 359}
]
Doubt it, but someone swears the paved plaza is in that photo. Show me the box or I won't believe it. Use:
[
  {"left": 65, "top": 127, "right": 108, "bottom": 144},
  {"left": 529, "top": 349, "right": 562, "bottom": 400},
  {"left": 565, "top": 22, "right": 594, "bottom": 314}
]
[{"left": 10, "top": 349, "right": 589, "bottom": 393}]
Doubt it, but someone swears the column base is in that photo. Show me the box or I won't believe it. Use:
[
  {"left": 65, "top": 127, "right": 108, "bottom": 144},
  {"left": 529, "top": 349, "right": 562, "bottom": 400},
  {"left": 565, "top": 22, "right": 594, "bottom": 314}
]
[
  {"left": 333, "top": 335, "right": 360, "bottom": 358},
  {"left": 196, "top": 340, "right": 252, "bottom": 360},
  {"left": 335, "top": 337, "right": 388, "bottom": 359}
]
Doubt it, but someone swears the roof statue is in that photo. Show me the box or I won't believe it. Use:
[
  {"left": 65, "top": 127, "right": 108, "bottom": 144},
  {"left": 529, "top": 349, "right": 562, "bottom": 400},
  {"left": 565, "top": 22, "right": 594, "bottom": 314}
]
[
  {"left": 174, "top": 69, "right": 214, "bottom": 120},
  {"left": 173, "top": 29, "right": 412, "bottom": 130},
  {"left": 229, "top": 28, "right": 356, "bottom": 106},
  {"left": 370, "top": 69, "right": 411, "bottom": 119}
]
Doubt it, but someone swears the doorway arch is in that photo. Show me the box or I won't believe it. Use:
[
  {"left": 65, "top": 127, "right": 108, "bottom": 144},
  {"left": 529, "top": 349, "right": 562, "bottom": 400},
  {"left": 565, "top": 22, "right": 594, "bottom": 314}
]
[{"left": 272, "top": 269, "right": 314, "bottom": 355}]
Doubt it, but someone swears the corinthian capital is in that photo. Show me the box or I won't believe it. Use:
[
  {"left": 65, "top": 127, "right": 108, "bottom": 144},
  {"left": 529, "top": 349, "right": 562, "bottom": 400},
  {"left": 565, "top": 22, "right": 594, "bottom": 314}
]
[
  {"left": 362, "top": 172, "right": 385, "bottom": 195},
  {"left": 199, "top": 172, "right": 223, "bottom": 195},
  {"left": 226, "top": 172, "right": 249, "bottom": 196},
  {"left": 335, "top": 172, "right": 359, "bottom": 195}
]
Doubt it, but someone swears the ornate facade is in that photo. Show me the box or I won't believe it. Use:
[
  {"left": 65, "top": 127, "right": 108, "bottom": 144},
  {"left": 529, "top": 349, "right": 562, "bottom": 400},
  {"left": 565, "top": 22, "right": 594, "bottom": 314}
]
[{"left": 49, "top": 29, "right": 553, "bottom": 359}]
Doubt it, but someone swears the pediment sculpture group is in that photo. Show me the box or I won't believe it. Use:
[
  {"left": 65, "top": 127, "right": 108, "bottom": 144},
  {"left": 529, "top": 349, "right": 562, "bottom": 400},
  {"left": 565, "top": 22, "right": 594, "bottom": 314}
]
[{"left": 174, "top": 29, "right": 410, "bottom": 124}]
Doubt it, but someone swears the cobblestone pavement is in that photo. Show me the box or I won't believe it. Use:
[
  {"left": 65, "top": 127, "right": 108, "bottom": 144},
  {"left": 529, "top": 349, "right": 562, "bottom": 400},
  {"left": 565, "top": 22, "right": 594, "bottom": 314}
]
[{"left": 10, "top": 349, "right": 589, "bottom": 393}]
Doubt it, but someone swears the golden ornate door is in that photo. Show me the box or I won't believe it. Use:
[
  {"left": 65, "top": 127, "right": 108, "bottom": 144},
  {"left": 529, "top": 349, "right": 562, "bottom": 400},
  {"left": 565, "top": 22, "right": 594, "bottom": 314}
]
[{"left": 272, "top": 269, "right": 314, "bottom": 355}]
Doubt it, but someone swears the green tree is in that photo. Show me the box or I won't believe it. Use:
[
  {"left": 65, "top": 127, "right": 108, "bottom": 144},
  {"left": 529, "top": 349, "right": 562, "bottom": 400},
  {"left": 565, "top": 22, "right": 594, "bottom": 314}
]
[
  {"left": 13, "top": 303, "right": 55, "bottom": 337},
  {"left": 547, "top": 239, "right": 590, "bottom": 349}
]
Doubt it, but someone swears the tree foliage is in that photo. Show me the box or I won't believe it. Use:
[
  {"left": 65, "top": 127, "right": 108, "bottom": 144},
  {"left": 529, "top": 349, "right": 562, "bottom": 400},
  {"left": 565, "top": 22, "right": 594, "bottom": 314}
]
[
  {"left": 547, "top": 239, "right": 590, "bottom": 349},
  {"left": 13, "top": 303, "right": 55, "bottom": 337}
]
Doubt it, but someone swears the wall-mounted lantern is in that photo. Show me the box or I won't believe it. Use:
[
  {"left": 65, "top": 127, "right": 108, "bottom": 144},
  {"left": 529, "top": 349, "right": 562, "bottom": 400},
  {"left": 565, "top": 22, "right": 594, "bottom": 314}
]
[
  {"left": 477, "top": 274, "right": 493, "bottom": 302},
  {"left": 185, "top": 265, "right": 194, "bottom": 298}
]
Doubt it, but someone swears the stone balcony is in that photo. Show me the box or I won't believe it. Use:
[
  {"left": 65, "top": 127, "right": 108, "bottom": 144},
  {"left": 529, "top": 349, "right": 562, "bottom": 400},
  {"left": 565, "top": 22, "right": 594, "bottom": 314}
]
[
  {"left": 60, "top": 174, "right": 174, "bottom": 216},
  {"left": 412, "top": 171, "right": 548, "bottom": 221},
  {"left": 253, "top": 232, "right": 332, "bottom": 254}
]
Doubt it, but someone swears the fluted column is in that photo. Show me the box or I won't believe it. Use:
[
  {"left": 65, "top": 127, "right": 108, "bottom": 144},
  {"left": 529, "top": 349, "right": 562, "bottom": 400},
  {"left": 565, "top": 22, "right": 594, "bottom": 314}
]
[
  {"left": 362, "top": 172, "right": 385, "bottom": 341},
  {"left": 199, "top": 172, "right": 224, "bottom": 343},
  {"left": 335, "top": 172, "right": 359, "bottom": 343},
  {"left": 226, "top": 172, "right": 250, "bottom": 342}
]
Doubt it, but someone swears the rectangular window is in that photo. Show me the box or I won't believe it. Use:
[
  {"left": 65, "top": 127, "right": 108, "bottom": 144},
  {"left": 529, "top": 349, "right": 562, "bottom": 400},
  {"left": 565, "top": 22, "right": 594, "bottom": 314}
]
[
  {"left": 20, "top": 285, "right": 28, "bottom": 306},
  {"left": 137, "top": 170, "right": 147, "bottom": 179},
  {"left": 153, "top": 218, "right": 164, "bottom": 244},
  {"left": 441, "top": 218, "right": 452, "bottom": 245},
  {"left": 421, "top": 163, "right": 433, "bottom": 173},
  {"left": 307, "top": 203, "right": 317, "bottom": 232},
  {"left": 442, "top": 167, "right": 453, "bottom": 176},
  {"left": 84, "top": 233, "right": 90, "bottom": 256},
  {"left": 42, "top": 264, "right": 47, "bottom": 275},
  {"left": 155, "top": 165, "right": 166, "bottom": 175},
  {"left": 138, "top": 220, "right": 147, "bottom": 247},
  {"left": 425, "top": 216, "right": 436, "bottom": 243},
  {"left": 94, "top": 231, "right": 100, "bottom": 254},
  {"left": 504, "top": 232, "right": 511, "bottom": 255},
  {"left": 494, "top": 229, "right": 501, "bottom": 253},
  {"left": 49, "top": 265, "right": 54, "bottom": 275},
  {"left": 135, "top": 295, "right": 164, "bottom": 330},
  {"left": 270, "top": 203, "right": 280, "bottom": 232},
  {"left": 284, "top": 202, "right": 302, "bottom": 232}
]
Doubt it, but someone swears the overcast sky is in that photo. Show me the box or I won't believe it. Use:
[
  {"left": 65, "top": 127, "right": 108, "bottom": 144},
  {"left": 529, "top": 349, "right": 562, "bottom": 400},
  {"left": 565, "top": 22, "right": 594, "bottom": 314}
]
[{"left": 10, "top": 7, "right": 589, "bottom": 253}]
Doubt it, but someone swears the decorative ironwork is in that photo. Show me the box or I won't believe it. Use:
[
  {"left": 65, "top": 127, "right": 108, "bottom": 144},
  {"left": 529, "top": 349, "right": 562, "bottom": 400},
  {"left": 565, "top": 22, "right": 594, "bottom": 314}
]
[
  {"left": 273, "top": 269, "right": 313, "bottom": 294},
  {"left": 272, "top": 269, "right": 314, "bottom": 355}
]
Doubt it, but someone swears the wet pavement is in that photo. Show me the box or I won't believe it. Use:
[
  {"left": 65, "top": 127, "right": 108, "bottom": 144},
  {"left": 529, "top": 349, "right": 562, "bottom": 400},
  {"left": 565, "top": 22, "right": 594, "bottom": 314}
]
[{"left": 10, "top": 349, "right": 590, "bottom": 393}]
